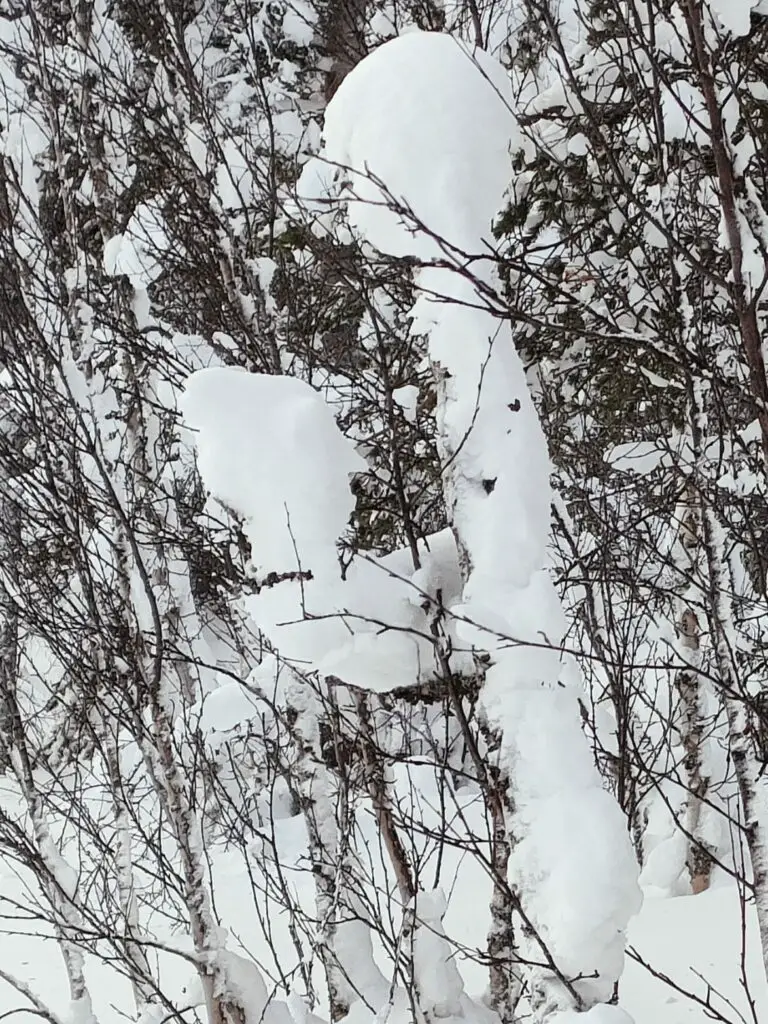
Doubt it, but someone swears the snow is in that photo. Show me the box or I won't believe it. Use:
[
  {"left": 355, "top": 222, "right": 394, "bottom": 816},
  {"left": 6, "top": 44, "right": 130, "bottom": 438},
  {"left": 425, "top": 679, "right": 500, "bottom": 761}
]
[
  {"left": 186, "top": 122, "right": 209, "bottom": 173},
  {"left": 180, "top": 358, "right": 469, "bottom": 688},
  {"left": 320, "top": 32, "right": 519, "bottom": 260},
  {"left": 216, "top": 139, "right": 254, "bottom": 210},
  {"left": 198, "top": 682, "right": 262, "bottom": 739},
  {"left": 392, "top": 384, "right": 418, "bottom": 423},
  {"left": 550, "top": 1010, "right": 633, "bottom": 1024},
  {"left": 412, "top": 890, "right": 464, "bottom": 1018},
  {"left": 214, "top": 949, "right": 268, "bottom": 1024},
  {"left": 103, "top": 202, "right": 168, "bottom": 288},
  {"left": 180, "top": 371, "right": 471, "bottom": 692},
  {"left": 180, "top": 368, "right": 366, "bottom": 582},
  {"left": 281, "top": 1, "right": 317, "bottom": 47},
  {"left": 660, "top": 81, "right": 707, "bottom": 143},
  {"left": 708, "top": 0, "right": 767, "bottom": 36},
  {"left": 4, "top": 12, "right": 764, "bottom": 1024},
  {"left": 318, "top": 28, "right": 641, "bottom": 1012},
  {"left": 179, "top": 33, "right": 643, "bottom": 1013},
  {"left": 625, "top": 885, "right": 768, "bottom": 1021},
  {"left": 2, "top": 112, "right": 48, "bottom": 207},
  {"left": 320, "top": 33, "right": 551, "bottom": 594},
  {"left": 0, "top": 789, "right": 764, "bottom": 1024},
  {"left": 242, "top": 526, "right": 470, "bottom": 691}
]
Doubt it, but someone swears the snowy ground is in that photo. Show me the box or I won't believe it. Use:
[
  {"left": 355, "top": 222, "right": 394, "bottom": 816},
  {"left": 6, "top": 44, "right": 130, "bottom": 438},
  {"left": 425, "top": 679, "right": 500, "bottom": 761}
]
[
  {"left": 0, "top": 828, "right": 764, "bottom": 1024},
  {"left": 624, "top": 885, "right": 767, "bottom": 1023}
]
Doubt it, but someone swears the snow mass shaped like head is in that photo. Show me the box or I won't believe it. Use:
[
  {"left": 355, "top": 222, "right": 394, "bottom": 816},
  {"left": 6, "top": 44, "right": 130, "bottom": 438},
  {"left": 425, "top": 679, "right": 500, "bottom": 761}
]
[
  {"left": 180, "top": 367, "right": 366, "bottom": 581},
  {"left": 321, "top": 31, "right": 518, "bottom": 260}
]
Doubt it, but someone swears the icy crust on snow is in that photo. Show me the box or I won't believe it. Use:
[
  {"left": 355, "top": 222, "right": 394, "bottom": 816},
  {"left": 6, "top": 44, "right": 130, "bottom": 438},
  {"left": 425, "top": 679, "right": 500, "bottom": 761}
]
[{"left": 319, "top": 29, "right": 641, "bottom": 1010}]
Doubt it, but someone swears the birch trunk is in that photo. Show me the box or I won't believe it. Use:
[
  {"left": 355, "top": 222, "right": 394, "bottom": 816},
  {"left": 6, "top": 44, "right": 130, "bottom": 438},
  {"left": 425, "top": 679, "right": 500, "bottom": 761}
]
[
  {"left": 699, "top": 505, "right": 768, "bottom": 963},
  {"left": 683, "top": 0, "right": 768, "bottom": 923},
  {"left": 687, "top": 376, "right": 768, "bottom": 973},
  {"left": 0, "top": 485, "right": 98, "bottom": 1023},
  {"left": 673, "top": 485, "right": 714, "bottom": 894},
  {"left": 282, "top": 671, "right": 388, "bottom": 1021},
  {"left": 431, "top": 369, "right": 522, "bottom": 1023},
  {"left": 103, "top": 735, "right": 157, "bottom": 1011}
]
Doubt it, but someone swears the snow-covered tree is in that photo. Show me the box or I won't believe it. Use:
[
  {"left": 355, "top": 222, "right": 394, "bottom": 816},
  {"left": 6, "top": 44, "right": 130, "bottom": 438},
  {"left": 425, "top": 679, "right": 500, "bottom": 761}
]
[{"left": 3, "top": 2, "right": 768, "bottom": 1024}]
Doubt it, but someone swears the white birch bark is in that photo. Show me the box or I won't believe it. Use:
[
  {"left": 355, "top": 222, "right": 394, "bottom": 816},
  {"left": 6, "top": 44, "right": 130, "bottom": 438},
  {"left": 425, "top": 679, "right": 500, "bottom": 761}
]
[
  {"left": 280, "top": 670, "right": 387, "bottom": 1021},
  {"left": 672, "top": 484, "right": 714, "bottom": 893},
  {"left": 688, "top": 375, "right": 768, "bottom": 973}
]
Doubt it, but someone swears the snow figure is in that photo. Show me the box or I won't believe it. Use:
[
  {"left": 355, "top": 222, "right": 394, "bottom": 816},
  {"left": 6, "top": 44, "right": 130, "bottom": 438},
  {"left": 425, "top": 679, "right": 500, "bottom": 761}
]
[{"left": 319, "top": 30, "right": 641, "bottom": 1022}]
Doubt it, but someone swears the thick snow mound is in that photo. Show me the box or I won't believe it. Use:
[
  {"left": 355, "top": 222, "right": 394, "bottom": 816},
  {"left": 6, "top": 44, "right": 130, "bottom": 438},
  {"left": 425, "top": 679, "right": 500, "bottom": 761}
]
[
  {"left": 319, "top": 27, "right": 641, "bottom": 1013},
  {"left": 318, "top": 31, "right": 551, "bottom": 588},
  {"left": 180, "top": 368, "right": 366, "bottom": 581},
  {"left": 322, "top": 31, "right": 518, "bottom": 259}
]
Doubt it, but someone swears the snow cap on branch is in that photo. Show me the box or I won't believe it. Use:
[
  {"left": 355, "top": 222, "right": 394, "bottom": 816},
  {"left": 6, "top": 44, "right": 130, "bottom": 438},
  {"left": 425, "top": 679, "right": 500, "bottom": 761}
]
[
  {"left": 180, "top": 367, "right": 365, "bottom": 582},
  {"left": 320, "top": 30, "right": 518, "bottom": 260}
]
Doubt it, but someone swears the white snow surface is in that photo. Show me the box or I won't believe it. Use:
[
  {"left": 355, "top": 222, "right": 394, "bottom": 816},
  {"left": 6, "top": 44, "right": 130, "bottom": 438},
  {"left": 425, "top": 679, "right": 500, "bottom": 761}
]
[
  {"left": 103, "top": 201, "right": 168, "bottom": 289},
  {"left": 411, "top": 889, "right": 465, "bottom": 1018},
  {"left": 321, "top": 31, "right": 519, "bottom": 259},
  {"left": 184, "top": 27, "right": 640, "bottom": 1018},
  {"left": 320, "top": 31, "right": 551, "bottom": 595},
  {"left": 708, "top": 0, "right": 768, "bottom": 36},
  {"left": 215, "top": 949, "right": 268, "bottom": 1024},
  {"left": 0, "top": 800, "right": 763, "bottom": 1024},
  {"left": 319, "top": 28, "right": 641, "bottom": 1010},
  {"left": 180, "top": 368, "right": 366, "bottom": 583},
  {"left": 181, "top": 371, "right": 471, "bottom": 692}
]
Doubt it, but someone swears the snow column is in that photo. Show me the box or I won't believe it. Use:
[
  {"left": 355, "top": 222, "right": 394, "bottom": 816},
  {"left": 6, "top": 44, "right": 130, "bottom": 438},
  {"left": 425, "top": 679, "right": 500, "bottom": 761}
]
[{"left": 320, "top": 30, "right": 641, "bottom": 1019}]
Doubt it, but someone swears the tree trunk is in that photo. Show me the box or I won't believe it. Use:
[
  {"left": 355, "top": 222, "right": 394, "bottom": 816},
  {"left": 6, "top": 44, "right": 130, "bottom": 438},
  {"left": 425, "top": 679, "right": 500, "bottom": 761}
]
[{"left": 673, "top": 484, "right": 714, "bottom": 894}]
